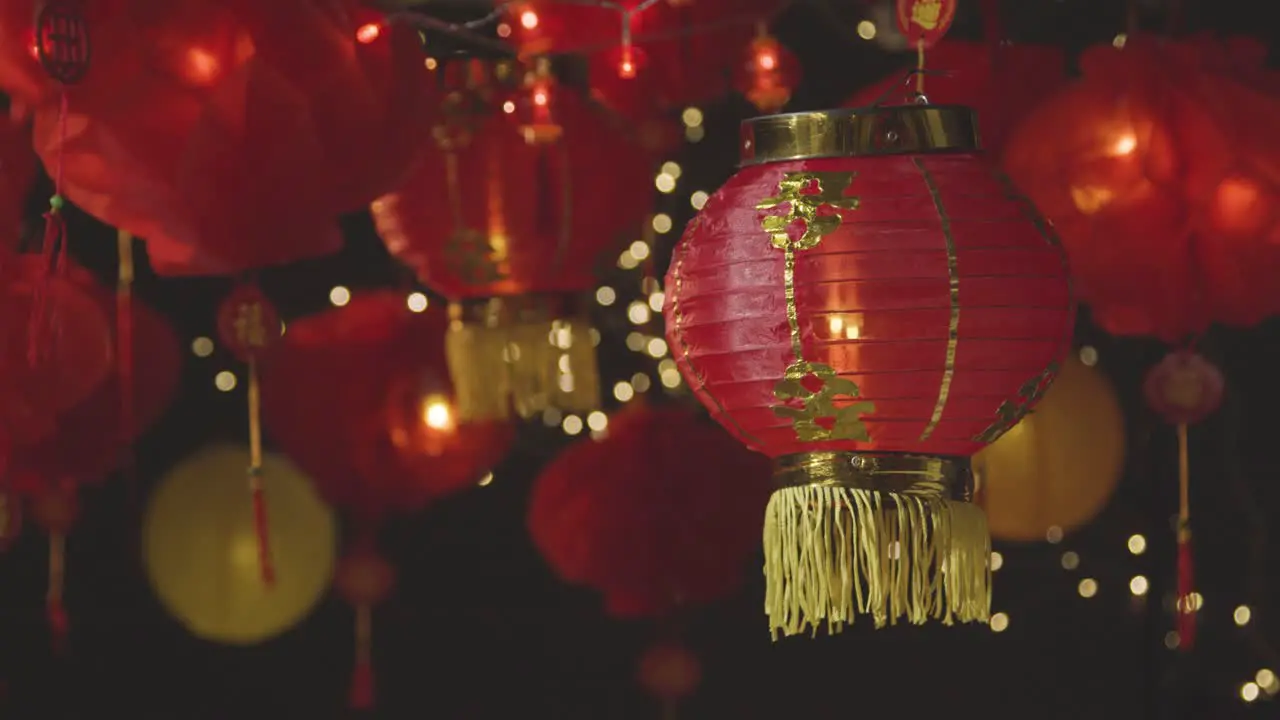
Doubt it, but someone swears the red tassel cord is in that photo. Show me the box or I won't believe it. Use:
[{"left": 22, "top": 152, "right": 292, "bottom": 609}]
[
  {"left": 46, "top": 532, "right": 68, "bottom": 653},
  {"left": 116, "top": 231, "right": 137, "bottom": 509},
  {"left": 28, "top": 93, "right": 72, "bottom": 369},
  {"left": 348, "top": 604, "right": 376, "bottom": 710},
  {"left": 1175, "top": 422, "right": 1196, "bottom": 650},
  {"left": 246, "top": 355, "right": 275, "bottom": 586}
]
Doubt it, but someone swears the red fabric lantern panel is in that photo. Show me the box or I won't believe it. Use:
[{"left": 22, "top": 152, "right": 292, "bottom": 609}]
[
  {"left": 0, "top": 116, "right": 36, "bottom": 244},
  {"left": 0, "top": 256, "right": 114, "bottom": 447},
  {"left": 0, "top": 0, "right": 434, "bottom": 276},
  {"left": 528, "top": 404, "right": 771, "bottom": 618},
  {"left": 1003, "top": 35, "right": 1280, "bottom": 341},
  {"left": 374, "top": 80, "right": 652, "bottom": 300},
  {"left": 260, "top": 291, "right": 514, "bottom": 523},
  {"left": 9, "top": 275, "right": 180, "bottom": 492},
  {"left": 842, "top": 40, "right": 1067, "bottom": 158},
  {"left": 664, "top": 106, "right": 1073, "bottom": 636}
]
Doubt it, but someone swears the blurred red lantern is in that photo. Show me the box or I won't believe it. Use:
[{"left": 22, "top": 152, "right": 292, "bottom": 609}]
[
  {"left": 842, "top": 40, "right": 1067, "bottom": 158},
  {"left": 373, "top": 60, "right": 652, "bottom": 422},
  {"left": 0, "top": 0, "right": 434, "bottom": 276},
  {"left": 334, "top": 543, "right": 397, "bottom": 711},
  {"left": 664, "top": 105, "right": 1074, "bottom": 636},
  {"left": 261, "top": 290, "right": 514, "bottom": 524},
  {"left": 732, "top": 30, "right": 800, "bottom": 114},
  {"left": 9, "top": 271, "right": 179, "bottom": 490},
  {"left": 1003, "top": 35, "right": 1280, "bottom": 341},
  {"left": 0, "top": 255, "right": 114, "bottom": 447},
  {"left": 528, "top": 404, "right": 771, "bottom": 618}
]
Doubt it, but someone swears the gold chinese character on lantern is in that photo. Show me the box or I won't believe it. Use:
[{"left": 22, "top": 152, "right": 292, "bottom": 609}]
[
  {"left": 756, "top": 171, "right": 859, "bottom": 250},
  {"left": 772, "top": 362, "right": 876, "bottom": 442}
]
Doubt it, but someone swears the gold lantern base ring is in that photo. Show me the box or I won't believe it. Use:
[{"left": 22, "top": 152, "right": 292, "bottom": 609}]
[
  {"left": 445, "top": 293, "right": 600, "bottom": 422},
  {"left": 764, "top": 451, "right": 991, "bottom": 638}
]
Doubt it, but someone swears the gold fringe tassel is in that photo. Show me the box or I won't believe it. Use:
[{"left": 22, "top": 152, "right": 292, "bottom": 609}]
[
  {"left": 763, "top": 485, "right": 991, "bottom": 638},
  {"left": 446, "top": 317, "right": 599, "bottom": 421}
]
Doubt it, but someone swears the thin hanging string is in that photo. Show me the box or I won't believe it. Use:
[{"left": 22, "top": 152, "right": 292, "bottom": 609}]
[
  {"left": 1175, "top": 422, "right": 1195, "bottom": 650},
  {"left": 28, "top": 92, "right": 72, "bottom": 368},
  {"left": 661, "top": 699, "right": 679, "bottom": 720},
  {"left": 348, "top": 603, "right": 376, "bottom": 710},
  {"left": 46, "top": 530, "right": 68, "bottom": 651},
  {"left": 915, "top": 39, "right": 927, "bottom": 96},
  {"left": 116, "top": 231, "right": 136, "bottom": 512},
  {"left": 246, "top": 352, "right": 275, "bottom": 586}
]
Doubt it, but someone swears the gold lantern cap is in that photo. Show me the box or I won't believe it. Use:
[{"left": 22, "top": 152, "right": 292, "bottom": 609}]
[
  {"left": 739, "top": 105, "right": 980, "bottom": 166},
  {"left": 773, "top": 451, "right": 974, "bottom": 501}
]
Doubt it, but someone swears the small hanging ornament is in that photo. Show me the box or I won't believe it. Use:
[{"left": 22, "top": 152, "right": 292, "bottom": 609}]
[
  {"left": 895, "top": 0, "right": 956, "bottom": 50},
  {"left": 734, "top": 25, "right": 799, "bottom": 114},
  {"left": 1142, "top": 349, "right": 1224, "bottom": 652},
  {"left": 34, "top": 0, "right": 91, "bottom": 86},
  {"left": 515, "top": 57, "right": 562, "bottom": 145},
  {"left": 29, "top": 480, "right": 79, "bottom": 652},
  {"left": 636, "top": 641, "right": 702, "bottom": 720},
  {"left": 0, "top": 487, "right": 21, "bottom": 552},
  {"left": 216, "top": 284, "right": 282, "bottom": 586},
  {"left": 335, "top": 544, "right": 397, "bottom": 712}
]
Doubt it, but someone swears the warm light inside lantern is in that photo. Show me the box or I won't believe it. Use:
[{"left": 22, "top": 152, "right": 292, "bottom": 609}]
[
  {"left": 356, "top": 22, "right": 382, "bottom": 44},
  {"left": 756, "top": 47, "right": 778, "bottom": 71},
  {"left": 1110, "top": 133, "right": 1137, "bottom": 156},
  {"left": 619, "top": 44, "right": 638, "bottom": 79},
  {"left": 183, "top": 48, "right": 221, "bottom": 85},
  {"left": 1211, "top": 176, "right": 1269, "bottom": 236},
  {"left": 520, "top": 10, "right": 539, "bottom": 29},
  {"left": 421, "top": 395, "right": 455, "bottom": 431}
]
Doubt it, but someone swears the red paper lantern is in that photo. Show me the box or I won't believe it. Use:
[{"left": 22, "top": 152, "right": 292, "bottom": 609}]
[
  {"left": 0, "top": 0, "right": 435, "bottom": 276},
  {"left": 732, "top": 31, "right": 801, "bottom": 115},
  {"left": 1142, "top": 350, "right": 1224, "bottom": 426},
  {"left": 1003, "top": 35, "right": 1280, "bottom": 341},
  {"left": 9, "top": 269, "right": 180, "bottom": 490},
  {"left": 842, "top": 40, "right": 1068, "bottom": 158},
  {"left": 636, "top": 641, "right": 702, "bottom": 703},
  {"left": 260, "top": 290, "right": 514, "bottom": 524},
  {"left": 664, "top": 106, "right": 1074, "bottom": 636},
  {"left": 528, "top": 404, "right": 771, "bottom": 618},
  {"left": 0, "top": 255, "right": 114, "bottom": 447},
  {"left": 373, "top": 60, "right": 653, "bottom": 421}
]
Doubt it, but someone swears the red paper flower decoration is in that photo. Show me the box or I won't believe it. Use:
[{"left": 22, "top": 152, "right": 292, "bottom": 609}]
[
  {"left": 528, "top": 404, "right": 772, "bottom": 618},
  {"left": 1003, "top": 35, "right": 1280, "bottom": 341}
]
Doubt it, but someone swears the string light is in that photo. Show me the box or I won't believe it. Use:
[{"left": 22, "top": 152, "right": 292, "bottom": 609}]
[
  {"left": 1061, "top": 551, "right": 1080, "bottom": 570},
  {"left": 627, "top": 302, "right": 651, "bottom": 325},
  {"left": 329, "top": 286, "right": 351, "bottom": 307},
  {"left": 856, "top": 21, "right": 877, "bottom": 40},
  {"left": 1235, "top": 605, "right": 1253, "bottom": 626},
  {"left": 191, "top": 337, "right": 214, "bottom": 357},
  {"left": 562, "top": 415, "right": 584, "bottom": 436},
  {"left": 652, "top": 214, "right": 673, "bottom": 234},
  {"left": 690, "top": 191, "right": 708, "bottom": 209},
  {"left": 542, "top": 407, "right": 562, "bottom": 427},
  {"left": 1130, "top": 576, "right": 1150, "bottom": 596},
  {"left": 629, "top": 240, "right": 651, "bottom": 260},
  {"left": 655, "top": 173, "right": 676, "bottom": 193},
  {"left": 586, "top": 411, "right": 608, "bottom": 432},
  {"left": 214, "top": 371, "right": 237, "bottom": 392},
  {"left": 1078, "top": 345, "right": 1099, "bottom": 366},
  {"left": 660, "top": 161, "right": 682, "bottom": 179},
  {"left": 596, "top": 286, "right": 617, "bottom": 306},
  {"left": 990, "top": 551, "right": 1003, "bottom": 571},
  {"left": 1128, "top": 534, "right": 1147, "bottom": 555},
  {"left": 1045, "top": 525, "right": 1064, "bottom": 544},
  {"left": 685, "top": 125, "right": 705, "bottom": 143},
  {"left": 1241, "top": 683, "right": 1260, "bottom": 703},
  {"left": 681, "top": 107, "right": 703, "bottom": 128},
  {"left": 1078, "top": 578, "right": 1098, "bottom": 598},
  {"left": 631, "top": 373, "right": 652, "bottom": 392},
  {"left": 990, "top": 612, "right": 1009, "bottom": 633},
  {"left": 406, "top": 292, "right": 429, "bottom": 312},
  {"left": 477, "top": 472, "right": 494, "bottom": 487},
  {"left": 425, "top": 57, "right": 438, "bottom": 70},
  {"left": 613, "top": 382, "right": 635, "bottom": 402},
  {"left": 645, "top": 338, "right": 668, "bottom": 358},
  {"left": 647, "top": 291, "right": 664, "bottom": 312},
  {"left": 625, "top": 332, "right": 646, "bottom": 351}
]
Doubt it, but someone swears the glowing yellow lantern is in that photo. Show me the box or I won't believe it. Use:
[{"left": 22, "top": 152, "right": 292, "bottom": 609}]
[
  {"left": 143, "top": 444, "right": 337, "bottom": 645},
  {"left": 973, "top": 354, "right": 1125, "bottom": 542}
]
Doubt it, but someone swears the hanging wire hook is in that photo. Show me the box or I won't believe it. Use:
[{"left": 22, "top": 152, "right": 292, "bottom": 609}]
[{"left": 865, "top": 67, "right": 951, "bottom": 108}]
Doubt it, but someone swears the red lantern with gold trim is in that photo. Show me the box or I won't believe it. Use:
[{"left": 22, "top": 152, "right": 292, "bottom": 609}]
[
  {"left": 373, "top": 60, "right": 653, "bottom": 422},
  {"left": 663, "top": 105, "right": 1075, "bottom": 636}
]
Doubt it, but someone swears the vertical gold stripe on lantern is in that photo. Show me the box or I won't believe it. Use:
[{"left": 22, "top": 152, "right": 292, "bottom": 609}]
[
  {"left": 757, "top": 172, "right": 875, "bottom": 443},
  {"left": 912, "top": 158, "right": 960, "bottom": 442}
]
